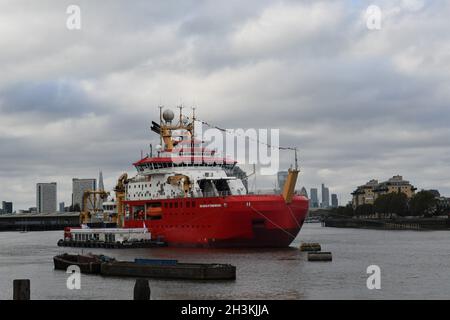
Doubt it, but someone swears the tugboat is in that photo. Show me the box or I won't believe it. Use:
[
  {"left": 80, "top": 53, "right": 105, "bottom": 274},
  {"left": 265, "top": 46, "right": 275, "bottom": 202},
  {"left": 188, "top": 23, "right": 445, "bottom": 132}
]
[{"left": 114, "top": 108, "right": 309, "bottom": 247}]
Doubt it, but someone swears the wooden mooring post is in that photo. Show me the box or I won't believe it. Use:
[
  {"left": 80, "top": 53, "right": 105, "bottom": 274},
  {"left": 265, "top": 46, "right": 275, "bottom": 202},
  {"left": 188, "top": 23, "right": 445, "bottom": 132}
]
[
  {"left": 13, "top": 279, "right": 30, "bottom": 300},
  {"left": 133, "top": 279, "right": 150, "bottom": 300}
]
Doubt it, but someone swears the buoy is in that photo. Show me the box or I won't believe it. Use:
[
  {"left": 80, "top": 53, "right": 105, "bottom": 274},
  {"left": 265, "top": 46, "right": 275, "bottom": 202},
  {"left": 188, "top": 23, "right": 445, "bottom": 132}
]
[
  {"left": 300, "top": 242, "right": 321, "bottom": 252},
  {"left": 308, "top": 252, "right": 332, "bottom": 262}
]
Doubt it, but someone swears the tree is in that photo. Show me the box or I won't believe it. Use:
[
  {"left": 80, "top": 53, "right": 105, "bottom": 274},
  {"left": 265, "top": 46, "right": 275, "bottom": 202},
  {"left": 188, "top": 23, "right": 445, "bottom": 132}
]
[
  {"left": 332, "top": 204, "right": 354, "bottom": 217},
  {"left": 69, "top": 204, "right": 81, "bottom": 212},
  {"left": 355, "top": 204, "right": 375, "bottom": 216},
  {"left": 374, "top": 192, "right": 408, "bottom": 216},
  {"left": 409, "top": 190, "right": 437, "bottom": 217}
]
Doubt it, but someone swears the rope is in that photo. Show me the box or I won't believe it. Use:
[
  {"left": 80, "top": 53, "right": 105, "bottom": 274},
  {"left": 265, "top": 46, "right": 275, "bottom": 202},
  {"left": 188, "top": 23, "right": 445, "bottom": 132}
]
[
  {"left": 249, "top": 205, "right": 297, "bottom": 239},
  {"left": 287, "top": 205, "right": 302, "bottom": 229},
  {"left": 185, "top": 116, "right": 298, "bottom": 152}
]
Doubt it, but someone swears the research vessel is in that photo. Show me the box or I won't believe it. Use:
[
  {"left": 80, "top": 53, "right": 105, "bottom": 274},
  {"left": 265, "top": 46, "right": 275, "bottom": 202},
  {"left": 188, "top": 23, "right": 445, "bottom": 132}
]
[{"left": 115, "top": 108, "right": 308, "bottom": 247}]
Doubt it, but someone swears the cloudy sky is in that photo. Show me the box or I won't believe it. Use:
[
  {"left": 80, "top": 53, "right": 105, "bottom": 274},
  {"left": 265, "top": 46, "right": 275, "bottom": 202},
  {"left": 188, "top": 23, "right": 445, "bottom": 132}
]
[{"left": 1, "top": 0, "right": 450, "bottom": 210}]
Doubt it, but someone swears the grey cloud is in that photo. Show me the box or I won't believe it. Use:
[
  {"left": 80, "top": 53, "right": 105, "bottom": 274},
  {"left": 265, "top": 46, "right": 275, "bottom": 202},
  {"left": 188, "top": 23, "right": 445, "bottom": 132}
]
[
  {"left": 1, "top": 0, "right": 450, "bottom": 209},
  {"left": 0, "top": 80, "right": 95, "bottom": 117}
]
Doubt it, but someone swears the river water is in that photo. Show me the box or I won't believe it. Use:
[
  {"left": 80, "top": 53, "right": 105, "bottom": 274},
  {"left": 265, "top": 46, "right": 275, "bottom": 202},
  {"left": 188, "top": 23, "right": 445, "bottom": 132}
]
[{"left": 0, "top": 223, "right": 449, "bottom": 300}]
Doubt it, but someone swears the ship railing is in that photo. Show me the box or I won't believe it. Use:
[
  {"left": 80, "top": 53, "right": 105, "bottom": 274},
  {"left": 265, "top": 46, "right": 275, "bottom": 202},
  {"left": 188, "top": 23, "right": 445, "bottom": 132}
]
[
  {"left": 195, "top": 190, "right": 282, "bottom": 198},
  {"left": 130, "top": 176, "right": 152, "bottom": 183},
  {"left": 198, "top": 191, "right": 233, "bottom": 198}
]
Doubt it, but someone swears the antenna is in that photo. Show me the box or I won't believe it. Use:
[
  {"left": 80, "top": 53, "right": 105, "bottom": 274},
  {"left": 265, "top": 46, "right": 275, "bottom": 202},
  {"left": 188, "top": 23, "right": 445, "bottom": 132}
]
[
  {"left": 253, "top": 163, "right": 256, "bottom": 193},
  {"left": 158, "top": 105, "right": 163, "bottom": 147},
  {"left": 178, "top": 105, "right": 183, "bottom": 125},
  {"left": 191, "top": 106, "right": 196, "bottom": 138}
]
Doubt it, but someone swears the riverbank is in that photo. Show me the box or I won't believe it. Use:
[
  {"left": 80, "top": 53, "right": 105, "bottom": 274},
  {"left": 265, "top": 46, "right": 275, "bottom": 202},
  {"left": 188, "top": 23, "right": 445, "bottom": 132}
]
[
  {"left": 323, "top": 217, "right": 450, "bottom": 231},
  {"left": 0, "top": 213, "right": 80, "bottom": 231}
]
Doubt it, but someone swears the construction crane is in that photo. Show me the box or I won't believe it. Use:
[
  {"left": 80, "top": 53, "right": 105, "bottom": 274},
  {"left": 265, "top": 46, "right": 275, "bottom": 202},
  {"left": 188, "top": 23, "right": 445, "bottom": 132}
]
[
  {"left": 114, "top": 173, "right": 128, "bottom": 227},
  {"left": 79, "top": 190, "right": 110, "bottom": 224},
  {"left": 281, "top": 148, "right": 300, "bottom": 204}
]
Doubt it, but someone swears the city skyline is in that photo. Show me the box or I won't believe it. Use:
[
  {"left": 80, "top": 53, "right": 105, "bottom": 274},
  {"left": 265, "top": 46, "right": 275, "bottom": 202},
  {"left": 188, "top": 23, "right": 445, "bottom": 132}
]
[{"left": 3, "top": 172, "right": 447, "bottom": 212}]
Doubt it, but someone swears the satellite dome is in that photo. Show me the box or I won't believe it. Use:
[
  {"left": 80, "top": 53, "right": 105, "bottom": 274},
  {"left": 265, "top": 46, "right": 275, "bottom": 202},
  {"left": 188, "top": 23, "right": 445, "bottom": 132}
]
[{"left": 163, "top": 109, "right": 175, "bottom": 122}]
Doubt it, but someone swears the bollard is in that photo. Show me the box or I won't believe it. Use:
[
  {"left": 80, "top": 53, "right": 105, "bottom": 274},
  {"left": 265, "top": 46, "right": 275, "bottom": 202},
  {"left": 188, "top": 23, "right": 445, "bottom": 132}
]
[
  {"left": 13, "top": 279, "right": 30, "bottom": 300},
  {"left": 133, "top": 279, "right": 150, "bottom": 300}
]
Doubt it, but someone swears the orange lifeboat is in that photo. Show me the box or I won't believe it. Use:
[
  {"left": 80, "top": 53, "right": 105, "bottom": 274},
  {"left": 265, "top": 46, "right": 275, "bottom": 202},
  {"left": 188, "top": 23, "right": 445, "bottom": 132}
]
[{"left": 147, "top": 206, "right": 163, "bottom": 217}]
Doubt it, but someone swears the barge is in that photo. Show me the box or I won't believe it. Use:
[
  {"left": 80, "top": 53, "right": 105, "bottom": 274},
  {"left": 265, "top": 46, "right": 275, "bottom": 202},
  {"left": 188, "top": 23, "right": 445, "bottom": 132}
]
[
  {"left": 53, "top": 253, "right": 114, "bottom": 274},
  {"left": 53, "top": 254, "right": 236, "bottom": 280},
  {"left": 101, "top": 259, "right": 236, "bottom": 280}
]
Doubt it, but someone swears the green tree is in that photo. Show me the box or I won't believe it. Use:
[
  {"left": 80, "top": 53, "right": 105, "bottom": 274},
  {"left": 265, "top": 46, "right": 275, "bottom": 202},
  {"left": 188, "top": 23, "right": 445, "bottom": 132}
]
[
  {"left": 69, "top": 204, "right": 81, "bottom": 212},
  {"left": 409, "top": 190, "right": 437, "bottom": 217},
  {"left": 374, "top": 192, "right": 408, "bottom": 216},
  {"left": 333, "top": 204, "right": 354, "bottom": 217},
  {"left": 355, "top": 204, "right": 375, "bottom": 216}
]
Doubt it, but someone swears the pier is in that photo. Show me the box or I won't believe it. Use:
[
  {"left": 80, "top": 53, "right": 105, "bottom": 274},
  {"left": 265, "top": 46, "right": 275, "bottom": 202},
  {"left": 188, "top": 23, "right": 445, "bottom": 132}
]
[{"left": 0, "top": 213, "right": 80, "bottom": 231}]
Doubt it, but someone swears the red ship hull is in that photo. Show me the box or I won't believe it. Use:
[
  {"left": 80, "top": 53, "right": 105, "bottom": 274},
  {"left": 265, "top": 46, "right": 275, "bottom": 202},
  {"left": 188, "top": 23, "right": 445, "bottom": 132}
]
[{"left": 123, "top": 195, "right": 309, "bottom": 248}]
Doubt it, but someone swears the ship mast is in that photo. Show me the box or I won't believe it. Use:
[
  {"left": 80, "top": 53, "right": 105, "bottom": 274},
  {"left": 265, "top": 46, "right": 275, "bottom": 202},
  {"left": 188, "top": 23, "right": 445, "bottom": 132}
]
[
  {"left": 157, "top": 106, "right": 195, "bottom": 152},
  {"left": 158, "top": 105, "right": 163, "bottom": 149}
]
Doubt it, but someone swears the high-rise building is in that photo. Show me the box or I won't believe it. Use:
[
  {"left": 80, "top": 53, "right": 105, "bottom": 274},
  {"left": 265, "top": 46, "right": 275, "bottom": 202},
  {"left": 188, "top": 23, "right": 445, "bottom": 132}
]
[
  {"left": 72, "top": 178, "right": 96, "bottom": 211},
  {"left": 36, "top": 183, "right": 57, "bottom": 213},
  {"left": 310, "top": 188, "right": 319, "bottom": 208},
  {"left": 277, "top": 171, "right": 289, "bottom": 193},
  {"left": 59, "top": 202, "right": 65, "bottom": 213},
  {"left": 331, "top": 194, "right": 338, "bottom": 208},
  {"left": 98, "top": 170, "right": 105, "bottom": 208},
  {"left": 2, "top": 201, "right": 13, "bottom": 214},
  {"left": 321, "top": 183, "right": 330, "bottom": 208},
  {"left": 299, "top": 187, "right": 308, "bottom": 198}
]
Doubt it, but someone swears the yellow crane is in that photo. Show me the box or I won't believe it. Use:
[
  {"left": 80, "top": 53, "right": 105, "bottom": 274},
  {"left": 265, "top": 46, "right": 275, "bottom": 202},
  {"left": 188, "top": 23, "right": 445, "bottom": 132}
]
[
  {"left": 114, "top": 173, "right": 128, "bottom": 227},
  {"left": 79, "top": 190, "right": 110, "bottom": 224},
  {"left": 281, "top": 149, "right": 300, "bottom": 204}
]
